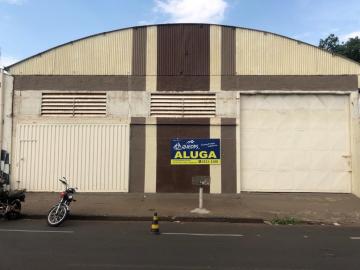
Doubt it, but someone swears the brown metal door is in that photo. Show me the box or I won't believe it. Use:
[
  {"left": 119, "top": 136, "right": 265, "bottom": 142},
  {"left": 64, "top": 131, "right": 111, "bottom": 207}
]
[{"left": 156, "top": 118, "right": 210, "bottom": 193}]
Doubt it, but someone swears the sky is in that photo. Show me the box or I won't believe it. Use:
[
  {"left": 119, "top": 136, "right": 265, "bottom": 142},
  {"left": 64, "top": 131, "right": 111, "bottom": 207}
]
[{"left": 0, "top": 0, "right": 360, "bottom": 67}]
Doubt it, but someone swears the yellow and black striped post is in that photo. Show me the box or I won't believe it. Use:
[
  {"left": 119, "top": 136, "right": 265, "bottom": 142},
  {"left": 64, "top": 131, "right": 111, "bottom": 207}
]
[{"left": 151, "top": 212, "right": 160, "bottom": 234}]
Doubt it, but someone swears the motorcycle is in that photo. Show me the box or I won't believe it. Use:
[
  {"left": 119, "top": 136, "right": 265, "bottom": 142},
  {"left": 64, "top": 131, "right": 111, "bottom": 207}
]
[
  {"left": 47, "top": 177, "right": 77, "bottom": 227},
  {"left": 0, "top": 178, "right": 26, "bottom": 220}
]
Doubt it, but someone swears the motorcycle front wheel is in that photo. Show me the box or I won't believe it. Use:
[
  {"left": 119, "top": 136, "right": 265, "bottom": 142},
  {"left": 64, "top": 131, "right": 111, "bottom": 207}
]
[{"left": 47, "top": 204, "right": 68, "bottom": 227}]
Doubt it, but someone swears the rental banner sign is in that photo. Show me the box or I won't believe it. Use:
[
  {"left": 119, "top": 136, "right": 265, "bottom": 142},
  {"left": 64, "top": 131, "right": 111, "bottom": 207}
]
[{"left": 171, "top": 139, "right": 221, "bottom": 165}]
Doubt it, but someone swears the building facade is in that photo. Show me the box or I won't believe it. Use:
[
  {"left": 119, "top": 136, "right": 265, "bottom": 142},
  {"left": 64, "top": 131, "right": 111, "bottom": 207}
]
[{"left": 1, "top": 24, "right": 360, "bottom": 195}]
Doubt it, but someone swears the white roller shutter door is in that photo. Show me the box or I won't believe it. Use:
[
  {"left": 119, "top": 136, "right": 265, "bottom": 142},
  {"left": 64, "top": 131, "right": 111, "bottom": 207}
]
[
  {"left": 240, "top": 94, "right": 351, "bottom": 193},
  {"left": 14, "top": 123, "right": 129, "bottom": 192}
]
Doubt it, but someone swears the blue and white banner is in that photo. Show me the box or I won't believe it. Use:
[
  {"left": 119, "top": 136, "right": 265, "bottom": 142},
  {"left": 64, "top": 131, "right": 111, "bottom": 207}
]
[{"left": 171, "top": 139, "right": 221, "bottom": 165}]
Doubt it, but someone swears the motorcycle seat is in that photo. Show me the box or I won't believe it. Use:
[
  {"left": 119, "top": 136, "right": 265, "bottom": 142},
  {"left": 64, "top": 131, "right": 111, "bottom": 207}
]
[{"left": 8, "top": 190, "right": 26, "bottom": 200}]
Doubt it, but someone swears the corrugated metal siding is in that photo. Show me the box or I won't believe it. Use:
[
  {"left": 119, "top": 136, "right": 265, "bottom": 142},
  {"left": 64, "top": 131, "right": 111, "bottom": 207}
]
[
  {"left": 210, "top": 25, "right": 221, "bottom": 76},
  {"left": 132, "top": 27, "right": 147, "bottom": 76},
  {"left": 8, "top": 25, "right": 360, "bottom": 77},
  {"left": 146, "top": 26, "right": 157, "bottom": 91},
  {"left": 157, "top": 25, "right": 183, "bottom": 75},
  {"left": 236, "top": 29, "right": 360, "bottom": 75},
  {"left": 10, "top": 29, "right": 133, "bottom": 75},
  {"left": 157, "top": 24, "right": 210, "bottom": 76},
  {"left": 221, "top": 26, "right": 236, "bottom": 75},
  {"left": 14, "top": 123, "right": 129, "bottom": 192},
  {"left": 183, "top": 25, "right": 210, "bottom": 75},
  {"left": 210, "top": 25, "right": 221, "bottom": 91}
]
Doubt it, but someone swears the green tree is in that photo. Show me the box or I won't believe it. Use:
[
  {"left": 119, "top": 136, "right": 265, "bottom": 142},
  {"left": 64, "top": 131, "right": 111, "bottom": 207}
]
[
  {"left": 319, "top": 34, "right": 342, "bottom": 53},
  {"left": 343, "top": 37, "right": 360, "bottom": 63},
  {"left": 319, "top": 34, "right": 360, "bottom": 63}
]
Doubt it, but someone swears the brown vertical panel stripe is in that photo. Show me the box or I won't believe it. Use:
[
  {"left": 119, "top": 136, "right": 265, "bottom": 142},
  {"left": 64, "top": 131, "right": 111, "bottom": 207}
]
[
  {"left": 221, "top": 118, "right": 237, "bottom": 193},
  {"left": 221, "top": 26, "right": 236, "bottom": 90},
  {"left": 132, "top": 27, "right": 147, "bottom": 91},
  {"left": 129, "top": 117, "right": 146, "bottom": 192},
  {"left": 158, "top": 25, "right": 184, "bottom": 76},
  {"left": 156, "top": 118, "right": 210, "bottom": 193},
  {"left": 157, "top": 24, "right": 210, "bottom": 91},
  {"left": 221, "top": 26, "right": 236, "bottom": 75}
]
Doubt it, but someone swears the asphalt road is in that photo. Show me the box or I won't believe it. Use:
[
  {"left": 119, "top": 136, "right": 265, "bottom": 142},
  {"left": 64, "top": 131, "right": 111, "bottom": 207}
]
[{"left": 0, "top": 219, "right": 360, "bottom": 270}]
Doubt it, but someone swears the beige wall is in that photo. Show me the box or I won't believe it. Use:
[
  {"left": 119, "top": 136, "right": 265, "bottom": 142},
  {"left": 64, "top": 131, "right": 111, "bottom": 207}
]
[
  {"left": 14, "top": 90, "right": 247, "bottom": 120},
  {"left": 216, "top": 91, "right": 238, "bottom": 117},
  {"left": 14, "top": 90, "right": 151, "bottom": 119},
  {"left": 144, "top": 118, "right": 157, "bottom": 193},
  {"left": 2, "top": 74, "right": 13, "bottom": 154},
  {"left": 108, "top": 91, "right": 150, "bottom": 117},
  {"left": 350, "top": 91, "right": 360, "bottom": 197},
  {"left": 12, "top": 88, "right": 360, "bottom": 195},
  {"left": 210, "top": 118, "right": 221, "bottom": 193}
]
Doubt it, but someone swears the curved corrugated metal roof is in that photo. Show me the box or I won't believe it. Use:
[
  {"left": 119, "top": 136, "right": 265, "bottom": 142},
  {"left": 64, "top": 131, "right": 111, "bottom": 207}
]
[
  {"left": 6, "top": 23, "right": 360, "bottom": 69},
  {"left": 6, "top": 23, "right": 360, "bottom": 76}
]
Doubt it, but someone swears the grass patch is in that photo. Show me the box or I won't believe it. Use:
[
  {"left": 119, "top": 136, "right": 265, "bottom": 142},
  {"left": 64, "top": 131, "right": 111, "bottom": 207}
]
[{"left": 271, "top": 216, "right": 299, "bottom": 225}]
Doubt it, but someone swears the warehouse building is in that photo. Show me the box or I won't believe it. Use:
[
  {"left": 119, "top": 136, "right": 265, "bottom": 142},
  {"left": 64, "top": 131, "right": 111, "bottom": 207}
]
[{"left": 1, "top": 23, "right": 360, "bottom": 196}]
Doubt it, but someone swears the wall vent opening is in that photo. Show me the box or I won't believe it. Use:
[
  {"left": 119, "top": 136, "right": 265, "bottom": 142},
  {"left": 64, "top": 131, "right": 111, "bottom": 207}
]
[
  {"left": 150, "top": 93, "right": 216, "bottom": 117},
  {"left": 41, "top": 92, "right": 107, "bottom": 116}
]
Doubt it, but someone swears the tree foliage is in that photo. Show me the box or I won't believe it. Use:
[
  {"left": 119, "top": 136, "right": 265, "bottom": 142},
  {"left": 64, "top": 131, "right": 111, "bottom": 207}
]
[
  {"left": 319, "top": 34, "right": 360, "bottom": 63},
  {"left": 319, "top": 34, "right": 341, "bottom": 52}
]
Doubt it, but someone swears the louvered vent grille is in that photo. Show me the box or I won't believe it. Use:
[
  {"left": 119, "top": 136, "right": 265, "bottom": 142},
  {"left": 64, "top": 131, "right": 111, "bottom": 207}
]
[
  {"left": 41, "top": 92, "right": 107, "bottom": 116},
  {"left": 150, "top": 93, "right": 216, "bottom": 117}
]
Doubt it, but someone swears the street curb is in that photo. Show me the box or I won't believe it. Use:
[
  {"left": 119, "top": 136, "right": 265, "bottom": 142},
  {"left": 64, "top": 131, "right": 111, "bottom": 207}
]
[
  {"left": 22, "top": 214, "right": 264, "bottom": 224},
  {"left": 20, "top": 214, "right": 350, "bottom": 226}
]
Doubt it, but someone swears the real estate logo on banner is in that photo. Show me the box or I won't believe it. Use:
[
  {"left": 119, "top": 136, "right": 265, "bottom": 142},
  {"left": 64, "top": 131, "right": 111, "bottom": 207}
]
[{"left": 171, "top": 139, "right": 221, "bottom": 165}]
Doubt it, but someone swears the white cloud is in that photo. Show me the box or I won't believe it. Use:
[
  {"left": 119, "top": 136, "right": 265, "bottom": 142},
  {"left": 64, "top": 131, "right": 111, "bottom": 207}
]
[
  {"left": 0, "top": 55, "right": 19, "bottom": 67},
  {"left": 0, "top": 0, "right": 25, "bottom": 5},
  {"left": 340, "top": 31, "right": 360, "bottom": 42},
  {"left": 154, "top": 0, "right": 228, "bottom": 23}
]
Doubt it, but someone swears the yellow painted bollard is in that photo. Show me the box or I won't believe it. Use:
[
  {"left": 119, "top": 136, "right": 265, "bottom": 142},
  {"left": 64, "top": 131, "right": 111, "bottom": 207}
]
[{"left": 151, "top": 212, "right": 160, "bottom": 234}]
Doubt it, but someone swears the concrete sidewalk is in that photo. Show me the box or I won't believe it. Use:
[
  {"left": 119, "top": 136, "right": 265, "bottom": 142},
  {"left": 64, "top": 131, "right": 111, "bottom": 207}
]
[{"left": 22, "top": 192, "right": 360, "bottom": 225}]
